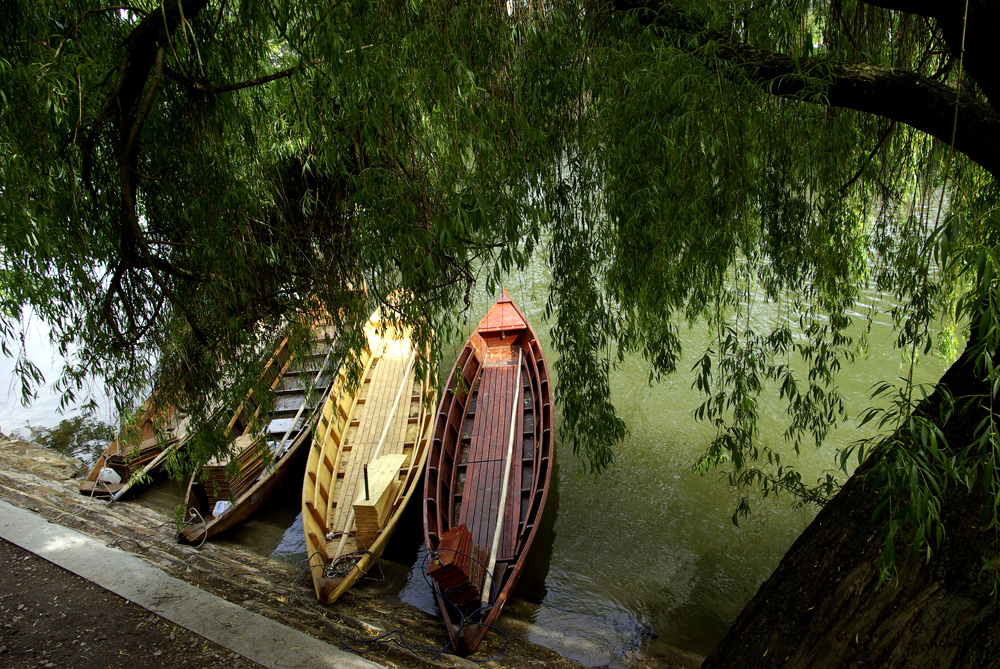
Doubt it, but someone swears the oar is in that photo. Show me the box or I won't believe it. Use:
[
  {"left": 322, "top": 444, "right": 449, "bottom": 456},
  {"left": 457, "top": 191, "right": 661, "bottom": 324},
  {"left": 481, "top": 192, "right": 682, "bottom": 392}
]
[
  {"left": 481, "top": 346, "right": 522, "bottom": 607},
  {"left": 333, "top": 346, "right": 417, "bottom": 561},
  {"left": 369, "top": 349, "right": 417, "bottom": 464}
]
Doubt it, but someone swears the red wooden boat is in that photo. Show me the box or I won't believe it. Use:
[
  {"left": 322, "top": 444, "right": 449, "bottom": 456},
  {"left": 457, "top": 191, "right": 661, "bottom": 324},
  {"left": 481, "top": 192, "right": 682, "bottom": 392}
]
[
  {"left": 423, "top": 288, "right": 553, "bottom": 656},
  {"left": 79, "top": 401, "right": 190, "bottom": 500}
]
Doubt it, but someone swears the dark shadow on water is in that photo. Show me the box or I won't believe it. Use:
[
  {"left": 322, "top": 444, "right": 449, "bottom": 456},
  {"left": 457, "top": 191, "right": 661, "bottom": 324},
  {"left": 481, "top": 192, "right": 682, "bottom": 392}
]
[{"left": 517, "top": 455, "right": 559, "bottom": 604}]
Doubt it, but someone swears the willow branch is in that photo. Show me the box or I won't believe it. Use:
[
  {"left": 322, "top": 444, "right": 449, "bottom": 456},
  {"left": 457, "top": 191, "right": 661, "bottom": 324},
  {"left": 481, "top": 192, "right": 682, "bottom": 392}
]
[{"left": 164, "top": 63, "right": 302, "bottom": 93}]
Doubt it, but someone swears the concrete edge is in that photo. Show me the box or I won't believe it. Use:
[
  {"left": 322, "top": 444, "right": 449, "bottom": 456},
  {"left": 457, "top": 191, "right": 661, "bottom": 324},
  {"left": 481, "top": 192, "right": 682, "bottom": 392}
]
[{"left": 0, "top": 500, "right": 380, "bottom": 669}]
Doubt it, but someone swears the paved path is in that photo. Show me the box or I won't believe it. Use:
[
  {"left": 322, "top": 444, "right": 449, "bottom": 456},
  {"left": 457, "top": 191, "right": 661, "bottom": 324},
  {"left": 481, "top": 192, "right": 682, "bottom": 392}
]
[{"left": 0, "top": 500, "right": 379, "bottom": 669}]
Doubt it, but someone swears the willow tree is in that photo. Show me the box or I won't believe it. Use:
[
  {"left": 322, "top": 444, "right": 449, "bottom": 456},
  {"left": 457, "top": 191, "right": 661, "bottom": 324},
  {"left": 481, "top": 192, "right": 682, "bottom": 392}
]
[
  {"left": 544, "top": 1, "right": 1000, "bottom": 664},
  {"left": 1, "top": 0, "right": 539, "bottom": 465},
  {"left": 3, "top": 0, "right": 1000, "bottom": 664}
]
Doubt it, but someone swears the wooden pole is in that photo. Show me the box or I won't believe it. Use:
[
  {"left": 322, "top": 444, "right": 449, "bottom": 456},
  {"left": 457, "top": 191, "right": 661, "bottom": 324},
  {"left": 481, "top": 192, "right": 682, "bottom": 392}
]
[
  {"left": 110, "top": 435, "right": 183, "bottom": 503},
  {"left": 369, "top": 349, "right": 417, "bottom": 463},
  {"left": 481, "top": 346, "right": 522, "bottom": 607}
]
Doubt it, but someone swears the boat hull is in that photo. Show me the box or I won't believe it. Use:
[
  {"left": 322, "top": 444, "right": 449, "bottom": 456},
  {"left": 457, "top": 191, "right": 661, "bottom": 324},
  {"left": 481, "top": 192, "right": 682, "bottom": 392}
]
[
  {"left": 178, "top": 433, "right": 309, "bottom": 543},
  {"left": 303, "top": 311, "right": 435, "bottom": 604},
  {"left": 179, "top": 320, "right": 337, "bottom": 544},
  {"left": 79, "top": 403, "right": 189, "bottom": 500},
  {"left": 422, "top": 289, "right": 554, "bottom": 655}
]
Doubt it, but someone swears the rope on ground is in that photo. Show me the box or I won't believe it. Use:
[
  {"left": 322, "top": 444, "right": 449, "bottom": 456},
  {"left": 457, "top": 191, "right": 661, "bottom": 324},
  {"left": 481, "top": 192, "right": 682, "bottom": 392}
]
[
  {"left": 321, "top": 532, "right": 385, "bottom": 583},
  {"left": 46, "top": 500, "right": 100, "bottom": 528},
  {"left": 179, "top": 507, "right": 208, "bottom": 548},
  {"left": 339, "top": 621, "right": 509, "bottom": 664},
  {"left": 245, "top": 552, "right": 322, "bottom": 612},
  {"left": 107, "top": 521, "right": 178, "bottom": 553},
  {"left": 87, "top": 476, "right": 113, "bottom": 499}
]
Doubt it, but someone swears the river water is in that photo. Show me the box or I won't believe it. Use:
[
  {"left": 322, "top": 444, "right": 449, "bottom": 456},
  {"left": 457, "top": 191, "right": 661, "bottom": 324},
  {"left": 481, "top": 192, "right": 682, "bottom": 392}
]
[
  {"left": 394, "top": 256, "right": 949, "bottom": 667},
  {"left": 0, "top": 261, "right": 949, "bottom": 667},
  {"left": 0, "top": 314, "right": 116, "bottom": 437}
]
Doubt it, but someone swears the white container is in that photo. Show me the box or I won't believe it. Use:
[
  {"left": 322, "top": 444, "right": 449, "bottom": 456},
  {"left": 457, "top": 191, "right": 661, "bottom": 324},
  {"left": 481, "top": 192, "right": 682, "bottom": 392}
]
[{"left": 97, "top": 467, "right": 121, "bottom": 485}]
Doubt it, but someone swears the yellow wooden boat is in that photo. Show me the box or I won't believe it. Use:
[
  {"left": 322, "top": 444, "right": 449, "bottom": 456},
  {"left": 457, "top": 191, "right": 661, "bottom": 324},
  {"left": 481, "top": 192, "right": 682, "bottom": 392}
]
[{"left": 303, "top": 309, "right": 435, "bottom": 604}]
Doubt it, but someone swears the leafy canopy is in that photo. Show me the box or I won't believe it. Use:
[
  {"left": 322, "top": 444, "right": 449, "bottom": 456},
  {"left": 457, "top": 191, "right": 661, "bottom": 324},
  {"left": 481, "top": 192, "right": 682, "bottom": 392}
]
[{"left": 3, "top": 0, "right": 999, "bottom": 578}]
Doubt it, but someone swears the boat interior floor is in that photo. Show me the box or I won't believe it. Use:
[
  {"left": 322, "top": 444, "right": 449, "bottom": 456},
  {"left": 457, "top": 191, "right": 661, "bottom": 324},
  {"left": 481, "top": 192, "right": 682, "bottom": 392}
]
[
  {"left": 459, "top": 361, "right": 524, "bottom": 569},
  {"left": 328, "top": 340, "right": 417, "bottom": 542}
]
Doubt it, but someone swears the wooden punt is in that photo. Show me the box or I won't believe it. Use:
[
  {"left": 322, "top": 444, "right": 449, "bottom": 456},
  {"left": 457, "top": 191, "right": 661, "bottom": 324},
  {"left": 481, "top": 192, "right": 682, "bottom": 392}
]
[
  {"left": 422, "top": 288, "right": 554, "bottom": 656},
  {"left": 303, "top": 309, "right": 436, "bottom": 604},
  {"left": 178, "top": 321, "right": 338, "bottom": 544},
  {"left": 79, "top": 402, "right": 191, "bottom": 500}
]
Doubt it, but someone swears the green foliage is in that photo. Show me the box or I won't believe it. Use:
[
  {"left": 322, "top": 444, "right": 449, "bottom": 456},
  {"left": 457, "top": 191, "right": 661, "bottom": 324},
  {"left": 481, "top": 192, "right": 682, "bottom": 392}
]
[
  {"left": 1, "top": 0, "right": 541, "bottom": 470},
  {"left": 3, "top": 0, "right": 1000, "bottom": 587},
  {"left": 526, "top": 5, "right": 877, "bottom": 483}
]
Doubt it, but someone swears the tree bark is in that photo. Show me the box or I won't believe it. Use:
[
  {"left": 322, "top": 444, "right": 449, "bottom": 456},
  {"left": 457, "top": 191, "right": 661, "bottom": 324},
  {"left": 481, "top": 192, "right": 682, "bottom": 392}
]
[
  {"left": 704, "top": 335, "right": 1000, "bottom": 667},
  {"left": 612, "top": 0, "right": 1000, "bottom": 178},
  {"left": 709, "top": 40, "right": 1000, "bottom": 179}
]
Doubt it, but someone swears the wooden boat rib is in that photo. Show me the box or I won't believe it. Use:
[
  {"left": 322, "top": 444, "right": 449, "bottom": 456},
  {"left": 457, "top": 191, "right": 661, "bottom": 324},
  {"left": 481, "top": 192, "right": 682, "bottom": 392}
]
[
  {"left": 178, "top": 320, "right": 337, "bottom": 544},
  {"left": 423, "top": 288, "right": 554, "bottom": 656},
  {"left": 303, "top": 310, "right": 436, "bottom": 604},
  {"left": 79, "top": 402, "right": 191, "bottom": 500}
]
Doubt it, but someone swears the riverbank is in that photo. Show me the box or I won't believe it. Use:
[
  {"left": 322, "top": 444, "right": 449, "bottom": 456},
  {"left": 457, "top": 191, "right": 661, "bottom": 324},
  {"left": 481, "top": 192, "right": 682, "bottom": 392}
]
[{"left": 0, "top": 433, "right": 587, "bottom": 669}]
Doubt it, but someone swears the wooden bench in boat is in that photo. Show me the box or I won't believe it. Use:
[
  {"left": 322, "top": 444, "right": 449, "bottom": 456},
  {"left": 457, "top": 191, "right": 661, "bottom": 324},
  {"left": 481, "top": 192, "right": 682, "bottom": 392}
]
[{"left": 352, "top": 452, "right": 408, "bottom": 546}]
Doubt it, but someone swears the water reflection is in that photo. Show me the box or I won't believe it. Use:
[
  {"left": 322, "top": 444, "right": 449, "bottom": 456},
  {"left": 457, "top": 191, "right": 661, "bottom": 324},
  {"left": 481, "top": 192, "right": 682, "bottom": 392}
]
[{"left": 400, "top": 544, "right": 438, "bottom": 615}]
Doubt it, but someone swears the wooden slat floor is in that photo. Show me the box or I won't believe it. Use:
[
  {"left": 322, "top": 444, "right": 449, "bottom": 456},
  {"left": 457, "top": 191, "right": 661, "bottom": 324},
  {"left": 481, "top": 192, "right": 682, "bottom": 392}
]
[
  {"left": 327, "top": 337, "right": 416, "bottom": 548},
  {"left": 457, "top": 359, "right": 522, "bottom": 561}
]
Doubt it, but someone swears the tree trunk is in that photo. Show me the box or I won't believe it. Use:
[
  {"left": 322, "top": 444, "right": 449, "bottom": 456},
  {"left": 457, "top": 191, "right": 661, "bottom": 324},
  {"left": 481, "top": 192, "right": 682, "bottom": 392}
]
[{"left": 704, "top": 338, "right": 1000, "bottom": 667}]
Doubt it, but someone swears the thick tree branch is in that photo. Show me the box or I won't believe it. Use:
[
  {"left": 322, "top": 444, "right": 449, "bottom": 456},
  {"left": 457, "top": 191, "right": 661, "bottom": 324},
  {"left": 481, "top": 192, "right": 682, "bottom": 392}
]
[
  {"left": 862, "top": 0, "right": 1000, "bottom": 106},
  {"left": 164, "top": 63, "right": 301, "bottom": 93},
  {"left": 710, "top": 39, "right": 1000, "bottom": 178},
  {"left": 613, "top": 0, "right": 1000, "bottom": 178},
  {"left": 859, "top": 0, "right": 936, "bottom": 16},
  {"left": 86, "top": 0, "right": 212, "bottom": 342}
]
